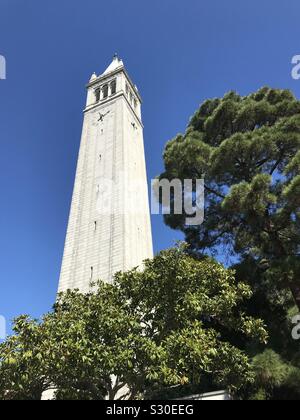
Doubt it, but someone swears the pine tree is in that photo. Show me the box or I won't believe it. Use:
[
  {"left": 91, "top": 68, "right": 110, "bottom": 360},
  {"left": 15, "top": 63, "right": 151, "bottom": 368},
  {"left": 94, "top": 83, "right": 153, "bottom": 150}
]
[{"left": 160, "top": 87, "right": 300, "bottom": 311}]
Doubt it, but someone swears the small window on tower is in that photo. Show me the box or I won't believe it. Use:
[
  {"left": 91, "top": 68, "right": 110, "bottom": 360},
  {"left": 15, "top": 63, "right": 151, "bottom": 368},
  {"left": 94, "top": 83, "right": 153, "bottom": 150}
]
[
  {"left": 126, "top": 83, "right": 129, "bottom": 96},
  {"left": 110, "top": 79, "right": 117, "bottom": 95},
  {"left": 90, "top": 267, "right": 94, "bottom": 280},
  {"left": 95, "top": 88, "right": 100, "bottom": 102},
  {"left": 102, "top": 84, "right": 109, "bottom": 99},
  {"left": 134, "top": 98, "right": 137, "bottom": 109}
]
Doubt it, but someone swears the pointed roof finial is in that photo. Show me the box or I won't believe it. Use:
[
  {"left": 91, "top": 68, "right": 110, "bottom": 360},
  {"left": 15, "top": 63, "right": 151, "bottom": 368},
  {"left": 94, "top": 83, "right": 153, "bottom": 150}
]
[
  {"left": 102, "top": 55, "right": 124, "bottom": 76},
  {"left": 113, "top": 53, "right": 118, "bottom": 60},
  {"left": 89, "top": 72, "right": 97, "bottom": 82}
]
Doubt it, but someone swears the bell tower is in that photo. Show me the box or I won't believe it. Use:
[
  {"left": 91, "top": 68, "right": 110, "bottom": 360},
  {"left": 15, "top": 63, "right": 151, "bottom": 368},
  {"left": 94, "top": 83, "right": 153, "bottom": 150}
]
[{"left": 58, "top": 55, "right": 153, "bottom": 292}]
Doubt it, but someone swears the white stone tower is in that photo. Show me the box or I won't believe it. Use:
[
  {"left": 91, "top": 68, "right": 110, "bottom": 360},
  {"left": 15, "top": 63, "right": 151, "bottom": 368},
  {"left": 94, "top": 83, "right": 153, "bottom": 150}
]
[{"left": 58, "top": 55, "right": 153, "bottom": 293}]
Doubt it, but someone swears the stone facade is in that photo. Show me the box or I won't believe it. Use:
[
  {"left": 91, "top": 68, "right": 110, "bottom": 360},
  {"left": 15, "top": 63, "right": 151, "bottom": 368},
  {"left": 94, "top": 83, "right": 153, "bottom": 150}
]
[{"left": 58, "top": 56, "right": 153, "bottom": 292}]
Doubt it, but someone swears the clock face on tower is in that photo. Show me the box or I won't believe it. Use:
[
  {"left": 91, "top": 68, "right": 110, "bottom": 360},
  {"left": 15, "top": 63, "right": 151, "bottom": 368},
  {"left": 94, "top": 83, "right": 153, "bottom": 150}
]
[
  {"left": 97, "top": 110, "right": 110, "bottom": 122},
  {"left": 92, "top": 108, "right": 112, "bottom": 126}
]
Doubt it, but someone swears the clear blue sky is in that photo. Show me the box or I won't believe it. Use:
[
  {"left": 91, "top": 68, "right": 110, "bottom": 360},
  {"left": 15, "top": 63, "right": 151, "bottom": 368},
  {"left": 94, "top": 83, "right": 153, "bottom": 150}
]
[{"left": 0, "top": 0, "right": 300, "bottom": 334}]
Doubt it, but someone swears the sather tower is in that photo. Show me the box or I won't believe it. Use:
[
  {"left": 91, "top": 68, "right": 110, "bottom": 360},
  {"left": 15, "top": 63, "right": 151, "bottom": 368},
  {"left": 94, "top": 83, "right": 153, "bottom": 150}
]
[{"left": 58, "top": 55, "right": 153, "bottom": 292}]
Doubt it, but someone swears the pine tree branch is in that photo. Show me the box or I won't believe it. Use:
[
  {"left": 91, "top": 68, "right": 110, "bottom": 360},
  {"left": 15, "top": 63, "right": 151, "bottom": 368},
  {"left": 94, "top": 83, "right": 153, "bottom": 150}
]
[{"left": 204, "top": 185, "right": 225, "bottom": 199}]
